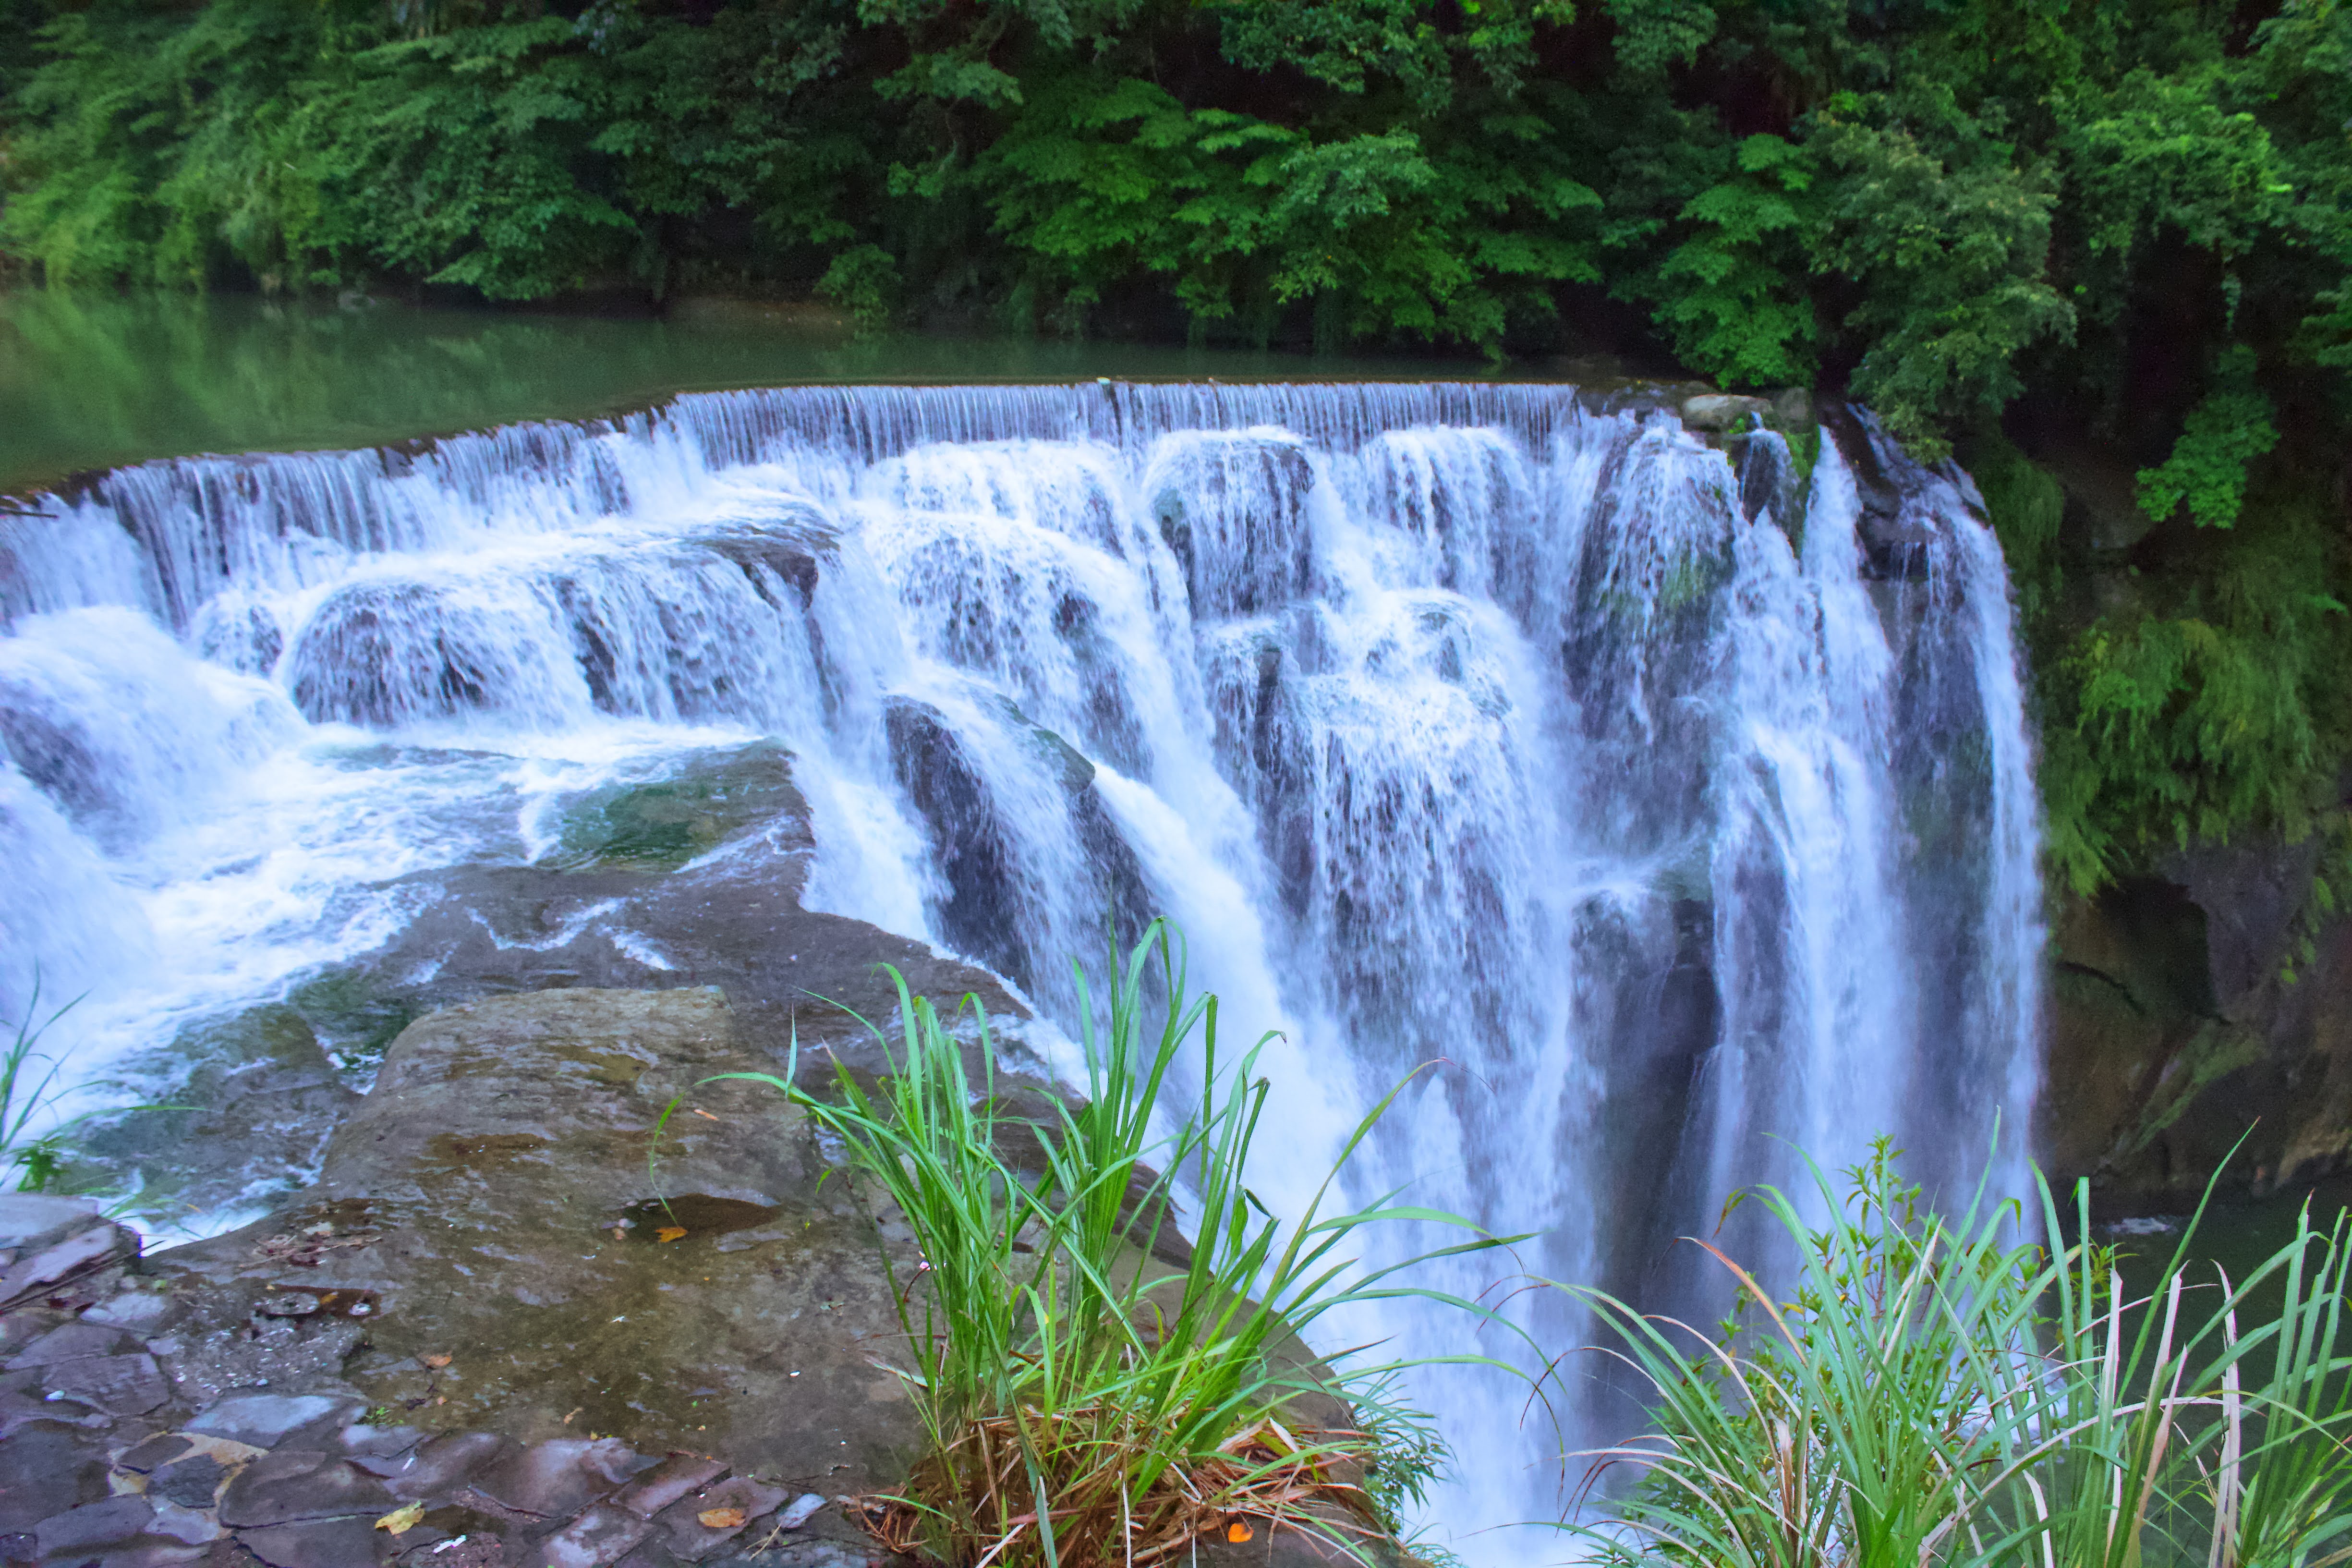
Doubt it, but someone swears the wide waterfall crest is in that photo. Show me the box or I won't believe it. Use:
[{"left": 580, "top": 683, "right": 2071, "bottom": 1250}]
[{"left": 0, "top": 382, "right": 2042, "bottom": 1560}]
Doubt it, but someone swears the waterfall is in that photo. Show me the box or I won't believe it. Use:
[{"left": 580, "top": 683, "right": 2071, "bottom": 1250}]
[{"left": 0, "top": 382, "right": 2043, "bottom": 1557}]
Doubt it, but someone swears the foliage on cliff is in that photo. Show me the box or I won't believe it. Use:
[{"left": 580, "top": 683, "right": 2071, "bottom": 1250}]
[{"left": 4, "top": 0, "right": 2351, "bottom": 892}]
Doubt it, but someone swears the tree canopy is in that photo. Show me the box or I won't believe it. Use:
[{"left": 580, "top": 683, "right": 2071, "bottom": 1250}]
[{"left": 4, "top": 0, "right": 2350, "bottom": 911}]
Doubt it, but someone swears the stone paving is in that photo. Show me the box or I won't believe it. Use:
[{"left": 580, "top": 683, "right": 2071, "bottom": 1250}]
[{"left": 0, "top": 1195, "right": 884, "bottom": 1568}]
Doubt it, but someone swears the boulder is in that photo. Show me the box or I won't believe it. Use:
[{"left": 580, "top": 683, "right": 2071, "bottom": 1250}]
[
  {"left": 1679, "top": 393, "right": 1773, "bottom": 433},
  {"left": 145, "top": 988, "right": 923, "bottom": 1496}
]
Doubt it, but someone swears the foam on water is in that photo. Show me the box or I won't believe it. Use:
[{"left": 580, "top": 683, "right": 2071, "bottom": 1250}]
[{"left": 0, "top": 383, "right": 2043, "bottom": 1560}]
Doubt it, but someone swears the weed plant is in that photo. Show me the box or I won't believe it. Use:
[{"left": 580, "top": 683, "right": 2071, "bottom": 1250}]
[
  {"left": 1, "top": 981, "right": 81, "bottom": 1192},
  {"left": 1571, "top": 1138, "right": 2352, "bottom": 1568},
  {"left": 691, "top": 923, "right": 1521, "bottom": 1568}
]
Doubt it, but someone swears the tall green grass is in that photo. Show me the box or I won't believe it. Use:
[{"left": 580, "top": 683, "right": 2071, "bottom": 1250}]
[
  {"left": 1, "top": 980, "right": 81, "bottom": 1192},
  {"left": 1571, "top": 1138, "right": 2352, "bottom": 1568},
  {"left": 689, "top": 922, "right": 1521, "bottom": 1568}
]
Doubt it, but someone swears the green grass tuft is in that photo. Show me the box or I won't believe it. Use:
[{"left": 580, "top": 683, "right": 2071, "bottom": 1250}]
[
  {"left": 677, "top": 920, "right": 1525, "bottom": 1567},
  {"left": 1569, "top": 1135, "right": 2352, "bottom": 1568}
]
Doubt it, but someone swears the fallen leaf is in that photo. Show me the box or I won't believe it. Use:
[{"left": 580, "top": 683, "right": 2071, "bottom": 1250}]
[
  {"left": 420, "top": 1353, "right": 453, "bottom": 1370},
  {"left": 561, "top": 1407, "right": 582, "bottom": 1425},
  {"left": 376, "top": 1502, "right": 426, "bottom": 1534},
  {"left": 1225, "top": 1521, "right": 1254, "bottom": 1544},
  {"left": 698, "top": 1507, "right": 748, "bottom": 1529},
  {"left": 656, "top": 1226, "right": 688, "bottom": 1243},
  {"left": 692, "top": 1108, "right": 721, "bottom": 1121}
]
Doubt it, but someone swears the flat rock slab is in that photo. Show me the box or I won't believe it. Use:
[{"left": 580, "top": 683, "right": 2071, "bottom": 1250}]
[
  {"left": 148, "top": 988, "right": 921, "bottom": 1499},
  {"left": 40, "top": 1350, "right": 170, "bottom": 1416},
  {"left": 0, "top": 1194, "right": 101, "bottom": 1253},
  {"left": 218, "top": 1447, "right": 395, "bottom": 1527},
  {"left": 185, "top": 1394, "right": 353, "bottom": 1448},
  {"left": 5, "top": 1319, "right": 130, "bottom": 1367}
]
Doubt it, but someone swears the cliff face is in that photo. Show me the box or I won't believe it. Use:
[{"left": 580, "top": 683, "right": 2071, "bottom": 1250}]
[{"left": 2038, "top": 834, "right": 2352, "bottom": 1208}]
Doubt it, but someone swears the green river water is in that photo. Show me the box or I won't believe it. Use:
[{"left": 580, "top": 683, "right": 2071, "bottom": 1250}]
[{"left": 0, "top": 288, "right": 1527, "bottom": 496}]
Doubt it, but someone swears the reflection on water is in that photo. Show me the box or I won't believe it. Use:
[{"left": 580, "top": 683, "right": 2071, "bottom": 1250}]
[{"left": 0, "top": 289, "right": 1513, "bottom": 494}]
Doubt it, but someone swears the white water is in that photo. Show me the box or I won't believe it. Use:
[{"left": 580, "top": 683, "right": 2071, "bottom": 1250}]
[{"left": 0, "top": 384, "right": 2042, "bottom": 1559}]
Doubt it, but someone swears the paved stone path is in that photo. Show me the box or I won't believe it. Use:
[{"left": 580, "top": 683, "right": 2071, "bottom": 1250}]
[{"left": 0, "top": 1196, "right": 886, "bottom": 1568}]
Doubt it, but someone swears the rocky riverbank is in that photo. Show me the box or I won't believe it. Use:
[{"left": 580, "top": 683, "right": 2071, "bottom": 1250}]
[{"left": 0, "top": 984, "right": 1395, "bottom": 1568}]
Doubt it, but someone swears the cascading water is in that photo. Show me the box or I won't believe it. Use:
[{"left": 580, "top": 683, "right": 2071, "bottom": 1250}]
[{"left": 0, "top": 381, "right": 2042, "bottom": 1559}]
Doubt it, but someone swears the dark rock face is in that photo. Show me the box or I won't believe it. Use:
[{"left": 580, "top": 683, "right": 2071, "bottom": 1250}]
[
  {"left": 286, "top": 581, "right": 538, "bottom": 726},
  {"left": 885, "top": 696, "right": 1151, "bottom": 1000},
  {"left": 1149, "top": 434, "right": 1316, "bottom": 622},
  {"left": 1818, "top": 401, "right": 1940, "bottom": 580},
  {"left": 2038, "top": 832, "right": 2352, "bottom": 1206}
]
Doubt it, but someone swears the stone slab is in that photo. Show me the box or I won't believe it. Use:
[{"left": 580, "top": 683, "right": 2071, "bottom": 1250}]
[{"left": 186, "top": 1395, "right": 352, "bottom": 1449}]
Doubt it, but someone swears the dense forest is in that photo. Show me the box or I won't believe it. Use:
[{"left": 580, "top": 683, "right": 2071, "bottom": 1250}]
[{"left": 1, "top": 0, "right": 2349, "bottom": 924}]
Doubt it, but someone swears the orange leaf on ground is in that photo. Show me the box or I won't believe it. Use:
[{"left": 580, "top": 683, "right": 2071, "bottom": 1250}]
[
  {"left": 1226, "top": 1521, "right": 1254, "bottom": 1544},
  {"left": 698, "top": 1507, "right": 748, "bottom": 1529},
  {"left": 657, "top": 1226, "right": 688, "bottom": 1243},
  {"left": 420, "top": 1353, "right": 452, "bottom": 1370}
]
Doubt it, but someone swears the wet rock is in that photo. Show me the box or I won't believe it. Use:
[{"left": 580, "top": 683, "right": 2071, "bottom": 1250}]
[
  {"left": 147, "top": 989, "right": 922, "bottom": 1501},
  {"left": 114, "top": 1435, "right": 194, "bottom": 1475},
  {"left": 0, "top": 1367, "right": 109, "bottom": 1440},
  {"left": 335, "top": 1422, "right": 425, "bottom": 1463},
  {"left": 185, "top": 1395, "right": 353, "bottom": 1449},
  {"left": 145, "top": 1500, "right": 224, "bottom": 1546},
  {"left": 150, "top": 1316, "right": 365, "bottom": 1408},
  {"left": 609, "top": 1458, "right": 727, "bottom": 1520},
  {"left": 71, "top": 1007, "right": 360, "bottom": 1227},
  {"left": 235, "top": 1515, "right": 392, "bottom": 1568},
  {"left": 374, "top": 1433, "right": 516, "bottom": 1499},
  {"left": 5, "top": 1321, "right": 129, "bottom": 1368},
  {"left": 1771, "top": 387, "right": 1814, "bottom": 429},
  {"left": 774, "top": 1495, "right": 826, "bottom": 1531},
  {"left": 77, "top": 1544, "right": 205, "bottom": 1568},
  {"left": 41, "top": 1352, "right": 170, "bottom": 1416},
  {"left": 284, "top": 581, "right": 542, "bottom": 729},
  {"left": 465, "top": 1439, "right": 650, "bottom": 1520},
  {"left": 1146, "top": 432, "right": 1315, "bottom": 622},
  {"left": 884, "top": 696, "right": 1148, "bottom": 997},
  {"left": 1680, "top": 392, "right": 1773, "bottom": 432},
  {"left": 0, "top": 1197, "right": 102, "bottom": 1256},
  {"left": 535, "top": 1504, "right": 653, "bottom": 1568},
  {"left": 218, "top": 1448, "right": 395, "bottom": 1528},
  {"left": 151, "top": 1454, "right": 229, "bottom": 1508},
  {"left": 0, "top": 1223, "right": 136, "bottom": 1306},
  {"left": 396, "top": 1535, "right": 503, "bottom": 1568},
  {"left": 647, "top": 1473, "right": 788, "bottom": 1560},
  {"left": 83, "top": 1291, "right": 183, "bottom": 1336},
  {"left": 34, "top": 1495, "right": 154, "bottom": 1558},
  {"left": 0, "top": 1421, "right": 109, "bottom": 1530},
  {"left": 542, "top": 744, "right": 801, "bottom": 875}
]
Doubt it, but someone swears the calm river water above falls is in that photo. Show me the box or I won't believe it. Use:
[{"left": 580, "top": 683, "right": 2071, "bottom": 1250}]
[{"left": 0, "top": 293, "right": 2044, "bottom": 1560}]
